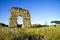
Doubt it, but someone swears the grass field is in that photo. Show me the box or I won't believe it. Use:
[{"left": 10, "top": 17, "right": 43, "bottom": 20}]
[{"left": 0, "top": 26, "right": 60, "bottom": 40}]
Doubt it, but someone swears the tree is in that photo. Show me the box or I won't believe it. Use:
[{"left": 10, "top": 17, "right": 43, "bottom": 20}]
[
  {"left": 0, "top": 23, "right": 8, "bottom": 27},
  {"left": 51, "top": 21, "right": 60, "bottom": 24}
]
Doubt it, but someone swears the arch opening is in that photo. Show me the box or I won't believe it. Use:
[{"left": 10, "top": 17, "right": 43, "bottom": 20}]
[{"left": 17, "top": 16, "right": 22, "bottom": 28}]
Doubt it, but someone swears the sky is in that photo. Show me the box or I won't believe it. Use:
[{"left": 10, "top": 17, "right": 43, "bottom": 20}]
[{"left": 0, "top": 0, "right": 60, "bottom": 25}]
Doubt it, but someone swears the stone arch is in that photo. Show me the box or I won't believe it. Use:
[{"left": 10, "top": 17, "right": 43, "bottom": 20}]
[{"left": 9, "top": 7, "right": 31, "bottom": 28}]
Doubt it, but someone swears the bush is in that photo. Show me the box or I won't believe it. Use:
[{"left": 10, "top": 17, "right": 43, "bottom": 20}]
[{"left": 31, "top": 24, "right": 42, "bottom": 28}]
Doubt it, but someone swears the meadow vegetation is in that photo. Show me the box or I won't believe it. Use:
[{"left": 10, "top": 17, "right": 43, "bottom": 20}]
[{"left": 0, "top": 25, "right": 60, "bottom": 40}]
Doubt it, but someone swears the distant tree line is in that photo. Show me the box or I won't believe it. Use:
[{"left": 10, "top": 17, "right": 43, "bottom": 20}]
[
  {"left": 0, "top": 23, "right": 8, "bottom": 27},
  {"left": 51, "top": 21, "right": 60, "bottom": 24},
  {"left": 0, "top": 23, "right": 49, "bottom": 28},
  {"left": 31, "top": 24, "right": 49, "bottom": 28},
  {"left": 0, "top": 23, "right": 22, "bottom": 28}
]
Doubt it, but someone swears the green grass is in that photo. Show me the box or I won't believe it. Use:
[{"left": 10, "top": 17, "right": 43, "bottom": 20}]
[{"left": 0, "top": 26, "right": 60, "bottom": 40}]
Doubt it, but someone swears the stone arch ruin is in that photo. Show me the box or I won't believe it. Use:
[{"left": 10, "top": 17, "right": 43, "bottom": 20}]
[{"left": 9, "top": 7, "right": 31, "bottom": 28}]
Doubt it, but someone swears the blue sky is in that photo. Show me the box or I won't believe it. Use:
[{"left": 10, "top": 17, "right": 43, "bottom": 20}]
[{"left": 0, "top": 0, "right": 60, "bottom": 25}]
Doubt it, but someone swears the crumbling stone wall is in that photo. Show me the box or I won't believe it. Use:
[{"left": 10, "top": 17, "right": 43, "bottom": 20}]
[{"left": 9, "top": 7, "right": 31, "bottom": 28}]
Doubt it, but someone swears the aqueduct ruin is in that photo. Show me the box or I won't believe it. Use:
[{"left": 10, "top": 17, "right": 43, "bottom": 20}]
[{"left": 9, "top": 7, "right": 31, "bottom": 28}]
